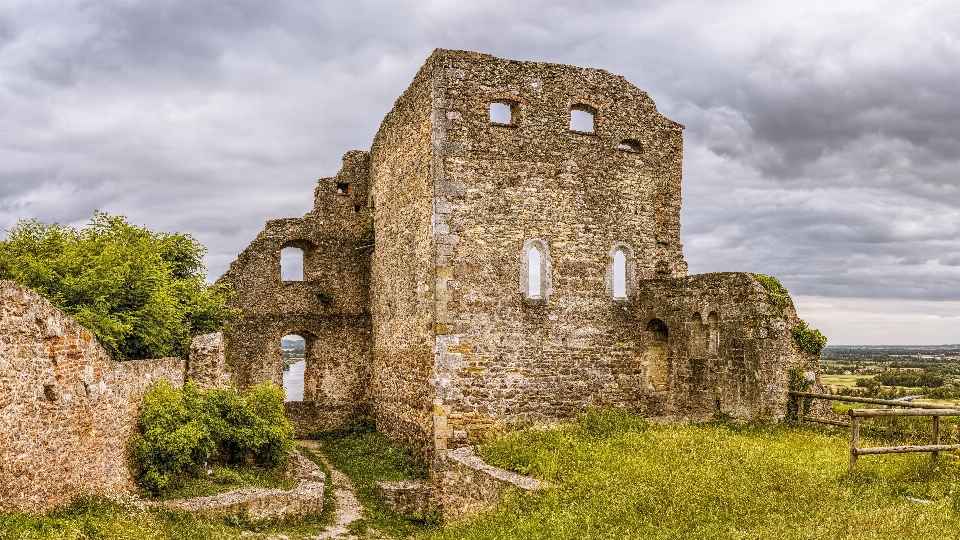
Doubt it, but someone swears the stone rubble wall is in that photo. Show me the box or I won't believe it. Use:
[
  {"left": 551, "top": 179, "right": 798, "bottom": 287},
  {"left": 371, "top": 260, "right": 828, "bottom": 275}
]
[
  {"left": 375, "top": 480, "right": 437, "bottom": 515},
  {"left": 187, "top": 331, "right": 231, "bottom": 389},
  {"left": 0, "top": 280, "right": 185, "bottom": 514},
  {"left": 217, "top": 150, "right": 373, "bottom": 436},
  {"left": 631, "top": 272, "right": 820, "bottom": 420},
  {"left": 437, "top": 446, "right": 543, "bottom": 521},
  {"left": 367, "top": 56, "right": 441, "bottom": 457}
]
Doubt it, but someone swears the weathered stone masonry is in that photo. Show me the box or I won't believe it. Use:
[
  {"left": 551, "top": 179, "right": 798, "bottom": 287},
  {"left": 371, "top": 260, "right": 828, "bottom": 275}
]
[
  {"left": 0, "top": 280, "right": 185, "bottom": 514},
  {"left": 220, "top": 49, "right": 820, "bottom": 462}
]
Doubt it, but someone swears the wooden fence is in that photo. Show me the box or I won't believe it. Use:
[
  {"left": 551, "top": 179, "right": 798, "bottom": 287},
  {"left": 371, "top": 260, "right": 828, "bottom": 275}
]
[{"left": 788, "top": 391, "right": 960, "bottom": 474}]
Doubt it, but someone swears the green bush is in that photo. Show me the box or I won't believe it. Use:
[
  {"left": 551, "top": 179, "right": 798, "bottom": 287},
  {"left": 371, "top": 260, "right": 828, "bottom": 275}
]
[
  {"left": 130, "top": 380, "right": 294, "bottom": 495},
  {"left": 874, "top": 371, "right": 945, "bottom": 388},
  {"left": 792, "top": 319, "right": 827, "bottom": 357}
]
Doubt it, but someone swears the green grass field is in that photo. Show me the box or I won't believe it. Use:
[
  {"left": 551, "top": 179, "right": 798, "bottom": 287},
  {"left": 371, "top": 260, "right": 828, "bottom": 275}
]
[
  {"left": 2, "top": 412, "right": 959, "bottom": 539},
  {"left": 427, "top": 409, "right": 960, "bottom": 540},
  {"left": 820, "top": 374, "right": 863, "bottom": 386}
]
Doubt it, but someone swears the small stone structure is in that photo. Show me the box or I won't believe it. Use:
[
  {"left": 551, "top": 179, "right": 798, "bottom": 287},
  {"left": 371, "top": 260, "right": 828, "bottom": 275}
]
[
  {"left": 187, "top": 331, "right": 231, "bottom": 389},
  {"left": 158, "top": 450, "right": 325, "bottom": 521},
  {"left": 218, "top": 49, "right": 821, "bottom": 469},
  {"left": 375, "top": 480, "right": 437, "bottom": 515},
  {"left": 0, "top": 280, "right": 186, "bottom": 514},
  {"left": 438, "top": 446, "right": 544, "bottom": 521}
]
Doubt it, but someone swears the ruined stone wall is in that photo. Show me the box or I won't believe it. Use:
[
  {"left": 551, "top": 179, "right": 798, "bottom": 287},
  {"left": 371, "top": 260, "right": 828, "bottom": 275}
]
[
  {"left": 425, "top": 50, "right": 691, "bottom": 445},
  {"left": 367, "top": 56, "right": 440, "bottom": 456},
  {"left": 218, "top": 151, "right": 372, "bottom": 435},
  {"left": 632, "top": 272, "right": 818, "bottom": 420},
  {"left": 0, "top": 280, "right": 185, "bottom": 514}
]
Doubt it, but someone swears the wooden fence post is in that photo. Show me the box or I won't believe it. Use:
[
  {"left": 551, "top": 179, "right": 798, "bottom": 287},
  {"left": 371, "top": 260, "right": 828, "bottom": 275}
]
[
  {"left": 849, "top": 415, "right": 860, "bottom": 476},
  {"left": 932, "top": 415, "right": 940, "bottom": 467},
  {"left": 798, "top": 397, "right": 805, "bottom": 424}
]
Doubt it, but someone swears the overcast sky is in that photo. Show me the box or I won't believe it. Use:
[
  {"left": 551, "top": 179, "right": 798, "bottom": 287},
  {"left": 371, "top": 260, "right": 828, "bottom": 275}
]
[{"left": 2, "top": 0, "right": 959, "bottom": 344}]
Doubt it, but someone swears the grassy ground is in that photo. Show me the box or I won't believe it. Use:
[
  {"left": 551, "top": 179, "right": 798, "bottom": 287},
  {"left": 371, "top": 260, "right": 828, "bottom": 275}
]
[
  {"left": 425, "top": 409, "right": 960, "bottom": 540},
  {"left": 3, "top": 413, "right": 959, "bottom": 539},
  {"left": 309, "top": 420, "right": 442, "bottom": 537},
  {"left": 151, "top": 464, "right": 297, "bottom": 501},
  {"left": 0, "top": 495, "right": 332, "bottom": 540}
]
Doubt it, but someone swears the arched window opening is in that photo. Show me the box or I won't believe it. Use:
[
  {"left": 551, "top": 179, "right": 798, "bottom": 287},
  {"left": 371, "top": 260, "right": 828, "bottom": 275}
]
[
  {"left": 521, "top": 239, "right": 552, "bottom": 303},
  {"left": 689, "top": 312, "right": 707, "bottom": 358},
  {"left": 613, "top": 250, "right": 627, "bottom": 298},
  {"left": 528, "top": 247, "right": 542, "bottom": 298},
  {"left": 280, "top": 247, "right": 304, "bottom": 281},
  {"left": 570, "top": 105, "right": 596, "bottom": 133},
  {"left": 618, "top": 139, "right": 642, "bottom": 152},
  {"left": 708, "top": 312, "right": 720, "bottom": 355},
  {"left": 606, "top": 243, "right": 635, "bottom": 300},
  {"left": 490, "top": 101, "right": 515, "bottom": 125},
  {"left": 643, "top": 318, "right": 669, "bottom": 392},
  {"left": 281, "top": 334, "right": 305, "bottom": 402}
]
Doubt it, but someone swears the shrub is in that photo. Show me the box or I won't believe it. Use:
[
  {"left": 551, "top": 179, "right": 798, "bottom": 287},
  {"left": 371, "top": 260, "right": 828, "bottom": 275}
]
[
  {"left": 792, "top": 319, "right": 827, "bottom": 357},
  {"left": 130, "top": 380, "right": 294, "bottom": 495},
  {"left": 874, "top": 371, "right": 945, "bottom": 388}
]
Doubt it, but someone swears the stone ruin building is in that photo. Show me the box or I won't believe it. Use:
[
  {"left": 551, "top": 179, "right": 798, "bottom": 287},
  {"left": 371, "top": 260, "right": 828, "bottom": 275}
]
[{"left": 219, "top": 49, "right": 820, "bottom": 465}]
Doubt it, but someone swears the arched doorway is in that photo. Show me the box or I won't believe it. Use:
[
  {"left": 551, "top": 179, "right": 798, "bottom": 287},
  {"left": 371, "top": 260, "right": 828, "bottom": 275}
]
[{"left": 281, "top": 333, "right": 306, "bottom": 402}]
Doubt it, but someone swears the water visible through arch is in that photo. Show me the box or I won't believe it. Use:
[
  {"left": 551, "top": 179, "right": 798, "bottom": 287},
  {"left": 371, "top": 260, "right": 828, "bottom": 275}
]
[{"left": 281, "top": 334, "right": 305, "bottom": 402}]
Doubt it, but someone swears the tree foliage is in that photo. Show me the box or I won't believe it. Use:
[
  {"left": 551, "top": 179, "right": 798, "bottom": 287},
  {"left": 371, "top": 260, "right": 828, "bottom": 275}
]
[{"left": 0, "top": 212, "right": 238, "bottom": 360}]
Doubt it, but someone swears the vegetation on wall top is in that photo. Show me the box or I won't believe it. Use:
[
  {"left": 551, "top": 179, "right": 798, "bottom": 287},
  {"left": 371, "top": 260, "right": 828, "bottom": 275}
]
[
  {"left": 0, "top": 212, "right": 239, "bottom": 360},
  {"left": 749, "top": 273, "right": 827, "bottom": 357}
]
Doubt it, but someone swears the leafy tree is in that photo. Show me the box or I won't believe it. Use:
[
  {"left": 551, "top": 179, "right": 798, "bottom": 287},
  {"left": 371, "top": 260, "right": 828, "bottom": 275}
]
[{"left": 0, "top": 211, "right": 238, "bottom": 360}]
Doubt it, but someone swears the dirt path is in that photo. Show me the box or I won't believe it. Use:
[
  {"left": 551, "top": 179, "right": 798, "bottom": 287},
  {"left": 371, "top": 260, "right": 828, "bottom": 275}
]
[{"left": 297, "top": 440, "right": 364, "bottom": 539}]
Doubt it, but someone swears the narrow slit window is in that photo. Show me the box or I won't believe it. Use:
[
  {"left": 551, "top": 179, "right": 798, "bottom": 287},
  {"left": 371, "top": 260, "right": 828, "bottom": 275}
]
[
  {"left": 490, "top": 102, "right": 513, "bottom": 124},
  {"left": 613, "top": 251, "right": 627, "bottom": 298},
  {"left": 528, "top": 247, "right": 541, "bottom": 298},
  {"left": 570, "top": 108, "right": 595, "bottom": 132},
  {"left": 280, "top": 247, "right": 304, "bottom": 281}
]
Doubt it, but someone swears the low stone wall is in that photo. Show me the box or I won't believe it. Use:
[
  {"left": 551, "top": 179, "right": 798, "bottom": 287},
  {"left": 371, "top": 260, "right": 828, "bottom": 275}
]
[
  {"left": 375, "top": 480, "right": 436, "bottom": 514},
  {"left": 0, "top": 280, "right": 186, "bottom": 514},
  {"left": 158, "top": 450, "right": 325, "bottom": 520},
  {"left": 438, "top": 446, "right": 543, "bottom": 521},
  {"left": 161, "top": 483, "right": 325, "bottom": 520}
]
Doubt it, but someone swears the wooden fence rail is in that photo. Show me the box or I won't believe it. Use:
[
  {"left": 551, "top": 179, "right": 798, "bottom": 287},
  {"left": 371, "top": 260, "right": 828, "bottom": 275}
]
[
  {"left": 787, "top": 392, "right": 960, "bottom": 474},
  {"left": 848, "top": 408, "right": 960, "bottom": 474}
]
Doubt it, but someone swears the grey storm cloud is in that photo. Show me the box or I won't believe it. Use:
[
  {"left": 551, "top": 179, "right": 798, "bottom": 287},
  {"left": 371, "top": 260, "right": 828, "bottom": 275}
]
[{"left": 1, "top": 0, "right": 960, "bottom": 313}]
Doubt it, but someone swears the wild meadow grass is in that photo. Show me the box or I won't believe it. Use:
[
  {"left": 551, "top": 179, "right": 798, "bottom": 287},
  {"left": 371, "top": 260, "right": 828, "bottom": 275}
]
[
  {"left": 149, "top": 463, "right": 297, "bottom": 501},
  {"left": 426, "top": 408, "right": 960, "bottom": 540},
  {"left": 3, "top": 411, "right": 958, "bottom": 539}
]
